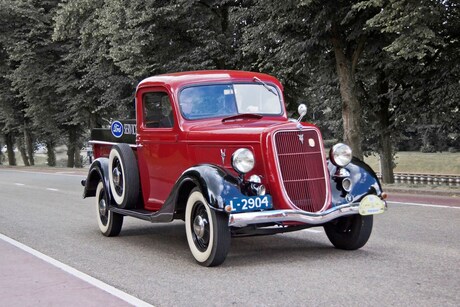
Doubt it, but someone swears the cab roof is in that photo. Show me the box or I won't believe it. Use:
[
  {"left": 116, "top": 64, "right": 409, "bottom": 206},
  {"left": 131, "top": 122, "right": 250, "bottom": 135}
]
[{"left": 136, "top": 70, "right": 284, "bottom": 92}]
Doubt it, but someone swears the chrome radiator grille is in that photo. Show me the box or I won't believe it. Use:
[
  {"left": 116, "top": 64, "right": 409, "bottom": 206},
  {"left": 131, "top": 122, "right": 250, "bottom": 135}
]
[{"left": 274, "top": 130, "right": 328, "bottom": 212}]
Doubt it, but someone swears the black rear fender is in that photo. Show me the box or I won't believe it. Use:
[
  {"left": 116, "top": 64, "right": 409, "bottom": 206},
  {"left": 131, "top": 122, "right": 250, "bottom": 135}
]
[{"left": 82, "top": 158, "right": 110, "bottom": 200}]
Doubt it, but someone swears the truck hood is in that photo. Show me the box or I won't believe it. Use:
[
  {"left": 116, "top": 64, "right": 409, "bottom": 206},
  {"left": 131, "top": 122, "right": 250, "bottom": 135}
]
[{"left": 184, "top": 118, "right": 303, "bottom": 143}]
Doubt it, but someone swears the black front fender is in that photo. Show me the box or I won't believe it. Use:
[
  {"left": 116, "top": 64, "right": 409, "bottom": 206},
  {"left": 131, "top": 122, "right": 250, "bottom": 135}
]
[
  {"left": 82, "top": 158, "right": 111, "bottom": 200},
  {"left": 168, "top": 164, "right": 242, "bottom": 212},
  {"left": 328, "top": 157, "right": 384, "bottom": 207}
]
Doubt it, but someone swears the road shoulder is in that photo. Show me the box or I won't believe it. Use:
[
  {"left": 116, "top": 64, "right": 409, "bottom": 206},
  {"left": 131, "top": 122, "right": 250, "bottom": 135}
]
[{"left": 0, "top": 234, "right": 151, "bottom": 307}]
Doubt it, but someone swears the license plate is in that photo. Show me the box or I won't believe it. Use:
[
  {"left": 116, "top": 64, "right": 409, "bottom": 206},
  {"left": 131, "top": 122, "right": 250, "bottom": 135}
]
[
  {"left": 359, "top": 195, "right": 386, "bottom": 216},
  {"left": 228, "top": 195, "right": 272, "bottom": 213}
]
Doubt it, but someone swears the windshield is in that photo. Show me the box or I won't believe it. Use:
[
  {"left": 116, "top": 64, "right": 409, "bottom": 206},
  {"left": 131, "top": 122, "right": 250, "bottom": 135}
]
[{"left": 179, "top": 83, "right": 283, "bottom": 120}]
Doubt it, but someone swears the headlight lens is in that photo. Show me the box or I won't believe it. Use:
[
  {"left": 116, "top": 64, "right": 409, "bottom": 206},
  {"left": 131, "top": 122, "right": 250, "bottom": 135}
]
[
  {"left": 330, "top": 143, "right": 352, "bottom": 167},
  {"left": 232, "top": 148, "right": 255, "bottom": 174}
]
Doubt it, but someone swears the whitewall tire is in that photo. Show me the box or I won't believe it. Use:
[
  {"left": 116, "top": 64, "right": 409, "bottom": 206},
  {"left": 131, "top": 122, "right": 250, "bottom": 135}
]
[
  {"left": 96, "top": 181, "right": 123, "bottom": 237},
  {"left": 108, "top": 144, "right": 139, "bottom": 209},
  {"left": 185, "top": 188, "right": 231, "bottom": 267}
]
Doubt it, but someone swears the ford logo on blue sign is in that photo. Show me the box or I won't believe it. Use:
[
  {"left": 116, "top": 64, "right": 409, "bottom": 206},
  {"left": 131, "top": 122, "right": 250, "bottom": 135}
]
[{"left": 111, "top": 121, "right": 123, "bottom": 138}]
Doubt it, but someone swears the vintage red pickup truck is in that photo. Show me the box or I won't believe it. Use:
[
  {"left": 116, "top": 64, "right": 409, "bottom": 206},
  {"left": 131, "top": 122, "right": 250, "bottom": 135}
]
[{"left": 81, "top": 70, "right": 387, "bottom": 266}]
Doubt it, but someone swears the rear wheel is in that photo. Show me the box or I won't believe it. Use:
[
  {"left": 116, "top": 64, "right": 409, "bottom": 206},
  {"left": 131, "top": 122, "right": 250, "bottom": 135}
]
[
  {"left": 185, "top": 188, "right": 231, "bottom": 267},
  {"left": 324, "top": 214, "right": 373, "bottom": 250},
  {"left": 96, "top": 181, "right": 123, "bottom": 237},
  {"left": 108, "top": 143, "right": 139, "bottom": 209}
]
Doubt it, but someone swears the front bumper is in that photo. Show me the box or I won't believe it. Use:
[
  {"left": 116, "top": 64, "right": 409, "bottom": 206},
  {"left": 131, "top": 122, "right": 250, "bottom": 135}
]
[{"left": 228, "top": 200, "right": 384, "bottom": 228}]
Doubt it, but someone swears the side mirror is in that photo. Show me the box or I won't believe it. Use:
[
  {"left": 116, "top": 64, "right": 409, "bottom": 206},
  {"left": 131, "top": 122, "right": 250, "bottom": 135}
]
[{"left": 297, "top": 104, "right": 307, "bottom": 122}]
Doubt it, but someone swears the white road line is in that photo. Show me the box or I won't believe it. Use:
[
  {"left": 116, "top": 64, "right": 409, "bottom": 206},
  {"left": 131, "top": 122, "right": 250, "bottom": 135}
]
[
  {"left": 388, "top": 201, "right": 460, "bottom": 209},
  {"left": 0, "top": 169, "right": 84, "bottom": 177},
  {"left": 0, "top": 234, "right": 154, "bottom": 307},
  {"left": 46, "top": 188, "right": 59, "bottom": 192},
  {"left": 14, "top": 183, "right": 25, "bottom": 186}
]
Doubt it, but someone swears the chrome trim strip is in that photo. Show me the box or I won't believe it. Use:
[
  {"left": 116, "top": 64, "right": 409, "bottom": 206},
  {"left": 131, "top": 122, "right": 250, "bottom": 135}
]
[
  {"left": 88, "top": 140, "right": 138, "bottom": 148},
  {"left": 228, "top": 203, "right": 360, "bottom": 227}
]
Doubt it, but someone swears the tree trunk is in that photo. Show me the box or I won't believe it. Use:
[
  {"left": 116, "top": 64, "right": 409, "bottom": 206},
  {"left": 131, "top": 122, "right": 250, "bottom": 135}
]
[
  {"left": 24, "top": 125, "right": 35, "bottom": 166},
  {"left": 67, "top": 126, "right": 83, "bottom": 168},
  {"left": 74, "top": 146, "right": 82, "bottom": 168},
  {"left": 330, "top": 30, "right": 364, "bottom": 160},
  {"left": 46, "top": 140, "right": 56, "bottom": 167},
  {"left": 20, "top": 150, "right": 29, "bottom": 166},
  {"left": 18, "top": 137, "right": 30, "bottom": 166},
  {"left": 379, "top": 137, "right": 394, "bottom": 183},
  {"left": 67, "top": 128, "right": 76, "bottom": 168},
  {"left": 0, "top": 139, "right": 3, "bottom": 165},
  {"left": 5, "top": 133, "right": 16, "bottom": 166},
  {"left": 376, "top": 75, "right": 394, "bottom": 184}
]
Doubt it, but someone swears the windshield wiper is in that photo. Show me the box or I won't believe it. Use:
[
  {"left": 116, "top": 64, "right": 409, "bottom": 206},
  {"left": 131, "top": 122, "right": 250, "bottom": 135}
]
[{"left": 253, "top": 77, "right": 278, "bottom": 96}]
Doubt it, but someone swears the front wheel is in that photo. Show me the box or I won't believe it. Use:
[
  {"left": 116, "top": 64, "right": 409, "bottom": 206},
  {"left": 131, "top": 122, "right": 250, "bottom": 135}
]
[
  {"left": 96, "top": 181, "right": 123, "bottom": 237},
  {"left": 185, "top": 188, "right": 231, "bottom": 267},
  {"left": 324, "top": 214, "right": 373, "bottom": 250}
]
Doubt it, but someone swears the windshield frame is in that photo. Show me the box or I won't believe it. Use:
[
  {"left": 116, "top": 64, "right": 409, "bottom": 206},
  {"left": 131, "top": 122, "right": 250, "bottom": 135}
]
[{"left": 178, "top": 82, "right": 284, "bottom": 121}]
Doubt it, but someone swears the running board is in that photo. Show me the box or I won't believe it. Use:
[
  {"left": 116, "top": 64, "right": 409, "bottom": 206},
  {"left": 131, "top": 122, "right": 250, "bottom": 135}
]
[{"left": 109, "top": 206, "right": 173, "bottom": 223}]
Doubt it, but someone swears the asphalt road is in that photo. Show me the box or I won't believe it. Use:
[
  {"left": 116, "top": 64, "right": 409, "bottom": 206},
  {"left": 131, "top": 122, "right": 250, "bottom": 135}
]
[{"left": 0, "top": 168, "right": 459, "bottom": 306}]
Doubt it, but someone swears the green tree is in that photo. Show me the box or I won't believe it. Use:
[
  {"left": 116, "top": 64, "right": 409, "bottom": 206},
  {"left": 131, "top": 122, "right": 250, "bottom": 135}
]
[
  {"left": 357, "top": 0, "right": 459, "bottom": 181},
  {"left": 53, "top": 1, "right": 136, "bottom": 122},
  {"left": 0, "top": 0, "right": 34, "bottom": 166},
  {"left": 237, "top": 0, "right": 459, "bottom": 183},
  {"left": 0, "top": 0, "right": 65, "bottom": 166},
  {"left": 96, "top": 0, "right": 246, "bottom": 78},
  {"left": 2, "top": 0, "right": 458, "bottom": 176},
  {"left": 236, "top": 0, "right": 388, "bottom": 159}
]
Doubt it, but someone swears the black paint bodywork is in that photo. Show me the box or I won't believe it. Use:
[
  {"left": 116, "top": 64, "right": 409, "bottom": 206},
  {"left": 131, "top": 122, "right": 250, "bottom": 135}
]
[
  {"left": 82, "top": 158, "right": 111, "bottom": 200},
  {"left": 328, "top": 157, "right": 384, "bottom": 208},
  {"left": 83, "top": 156, "right": 383, "bottom": 225},
  {"left": 82, "top": 162, "right": 244, "bottom": 222},
  {"left": 91, "top": 119, "right": 136, "bottom": 145}
]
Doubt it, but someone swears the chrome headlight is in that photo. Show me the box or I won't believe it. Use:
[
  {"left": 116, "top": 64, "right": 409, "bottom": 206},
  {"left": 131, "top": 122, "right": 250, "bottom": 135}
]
[
  {"left": 231, "top": 148, "right": 255, "bottom": 174},
  {"left": 330, "top": 143, "right": 352, "bottom": 167}
]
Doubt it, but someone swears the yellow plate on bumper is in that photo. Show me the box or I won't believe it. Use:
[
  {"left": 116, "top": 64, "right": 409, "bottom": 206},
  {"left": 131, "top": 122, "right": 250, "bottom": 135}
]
[{"left": 359, "top": 195, "right": 386, "bottom": 216}]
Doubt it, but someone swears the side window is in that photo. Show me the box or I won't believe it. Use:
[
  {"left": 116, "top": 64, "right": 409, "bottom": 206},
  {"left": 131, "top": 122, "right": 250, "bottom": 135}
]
[{"left": 143, "top": 92, "right": 174, "bottom": 128}]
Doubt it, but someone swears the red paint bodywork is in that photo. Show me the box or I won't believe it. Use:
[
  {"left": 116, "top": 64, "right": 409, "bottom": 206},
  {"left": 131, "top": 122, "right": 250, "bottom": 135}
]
[{"left": 93, "top": 70, "right": 332, "bottom": 213}]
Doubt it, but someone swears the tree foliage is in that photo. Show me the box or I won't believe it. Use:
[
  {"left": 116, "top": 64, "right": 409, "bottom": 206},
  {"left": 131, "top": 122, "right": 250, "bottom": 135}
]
[{"left": 0, "top": 0, "right": 458, "bottom": 177}]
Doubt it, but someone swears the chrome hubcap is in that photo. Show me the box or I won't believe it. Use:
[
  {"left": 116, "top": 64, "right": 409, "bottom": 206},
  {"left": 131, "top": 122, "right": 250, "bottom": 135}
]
[
  {"left": 191, "top": 201, "right": 210, "bottom": 252},
  {"left": 112, "top": 167, "right": 121, "bottom": 186},
  {"left": 99, "top": 198, "right": 107, "bottom": 216},
  {"left": 193, "top": 215, "right": 207, "bottom": 239}
]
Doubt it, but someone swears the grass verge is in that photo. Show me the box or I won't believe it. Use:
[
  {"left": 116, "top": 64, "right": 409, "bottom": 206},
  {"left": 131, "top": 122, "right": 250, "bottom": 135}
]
[{"left": 364, "top": 152, "right": 460, "bottom": 175}]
